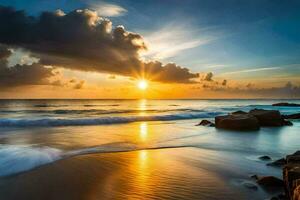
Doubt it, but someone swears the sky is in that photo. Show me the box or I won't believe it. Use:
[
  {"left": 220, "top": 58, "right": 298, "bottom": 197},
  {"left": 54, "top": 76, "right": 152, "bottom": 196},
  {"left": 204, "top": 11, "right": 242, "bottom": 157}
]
[{"left": 0, "top": 0, "right": 299, "bottom": 99}]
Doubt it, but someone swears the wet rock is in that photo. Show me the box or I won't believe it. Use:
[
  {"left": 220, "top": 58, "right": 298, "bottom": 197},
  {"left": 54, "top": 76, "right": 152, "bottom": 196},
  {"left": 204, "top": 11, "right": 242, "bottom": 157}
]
[
  {"left": 249, "top": 109, "right": 285, "bottom": 127},
  {"left": 267, "top": 158, "right": 286, "bottom": 167},
  {"left": 256, "top": 176, "right": 284, "bottom": 187},
  {"left": 286, "top": 151, "right": 300, "bottom": 163},
  {"left": 282, "top": 120, "right": 293, "bottom": 126},
  {"left": 272, "top": 103, "right": 300, "bottom": 107},
  {"left": 277, "top": 193, "right": 287, "bottom": 200},
  {"left": 231, "top": 110, "right": 248, "bottom": 115},
  {"left": 283, "top": 151, "right": 300, "bottom": 200},
  {"left": 269, "top": 195, "right": 286, "bottom": 200},
  {"left": 215, "top": 114, "right": 260, "bottom": 131},
  {"left": 251, "top": 175, "right": 259, "bottom": 180},
  {"left": 259, "top": 155, "right": 272, "bottom": 160},
  {"left": 293, "top": 185, "right": 300, "bottom": 200},
  {"left": 196, "top": 120, "right": 215, "bottom": 127},
  {"left": 283, "top": 113, "right": 300, "bottom": 119},
  {"left": 270, "top": 197, "right": 279, "bottom": 200}
]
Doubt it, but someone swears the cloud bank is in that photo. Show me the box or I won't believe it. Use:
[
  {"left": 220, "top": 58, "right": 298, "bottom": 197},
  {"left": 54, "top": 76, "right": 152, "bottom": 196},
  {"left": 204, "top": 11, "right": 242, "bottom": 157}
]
[
  {"left": 0, "top": 46, "right": 56, "bottom": 87},
  {"left": 0, "top": 6, "right": 199, "bottom": 85},
  {"left": 87, "top": 1, "right": 127, "bottom": 17}
]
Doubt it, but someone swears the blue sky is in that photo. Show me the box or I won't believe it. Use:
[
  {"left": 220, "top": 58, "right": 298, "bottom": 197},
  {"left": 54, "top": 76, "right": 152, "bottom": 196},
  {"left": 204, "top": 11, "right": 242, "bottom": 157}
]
[{"left": 1, "top": 0, "right": 300, "bottom": 87}]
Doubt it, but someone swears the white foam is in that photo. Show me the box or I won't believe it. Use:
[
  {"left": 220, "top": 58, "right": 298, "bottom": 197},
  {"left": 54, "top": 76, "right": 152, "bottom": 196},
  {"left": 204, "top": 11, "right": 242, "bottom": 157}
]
[
  {"left": 0, "top": 111, "right": 223, "bottom": 127},
  {"left": 0, "top": 145, "right": 62, "bottom": 177}
]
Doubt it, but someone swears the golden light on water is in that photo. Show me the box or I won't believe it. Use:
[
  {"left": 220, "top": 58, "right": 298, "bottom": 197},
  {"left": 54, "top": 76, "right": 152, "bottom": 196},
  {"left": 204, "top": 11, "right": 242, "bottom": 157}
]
[
  {"left": 138, "top": 99, "right": 147, "bottom": 116},
  {"left": 137, "top": 80, "right": 148, "bottom": 90},
  {"left": 139, "top": 150, "right": 148, "bottom": 163},
  {"left": 139, "top": 122, "right": 148, "bottom": 142}
]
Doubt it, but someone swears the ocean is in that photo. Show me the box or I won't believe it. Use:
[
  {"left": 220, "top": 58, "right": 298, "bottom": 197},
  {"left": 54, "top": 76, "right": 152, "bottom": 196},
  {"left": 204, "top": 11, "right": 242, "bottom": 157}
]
[{"left": 0, "top": 99, "right": 300, "bottom": 200}]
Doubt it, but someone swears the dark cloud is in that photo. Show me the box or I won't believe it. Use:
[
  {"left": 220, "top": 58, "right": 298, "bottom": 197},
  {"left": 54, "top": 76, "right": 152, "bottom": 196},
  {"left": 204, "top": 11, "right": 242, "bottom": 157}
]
[
  {"left": 203, "top": 72, "right": 213, "bottom": 81},
  {"left": 0, "top": 6, "right": 199, "bottom": 83},
  {"left": 246, "top": 83, "right": 254, "bottom": 88},
  {"left": 203, "top": 81, "right": 300, "bottom": 98},
  {"left": 0, "top": 46, "right": 10, "bottom": 59},
  {"left": 0, "top": 46, "right": 56, "bottom": 87},
  {"left": 0, "top": 46, "right": 84, "bottom": 89},
  {"left": 108, "top": 75, "right": 116, "bottom": 79},
  {"left": 73, "top": 80, "right": 85, "bottom": 89},
  {"left": 222, "top": 79, "right": 227, "bottom": 86}
]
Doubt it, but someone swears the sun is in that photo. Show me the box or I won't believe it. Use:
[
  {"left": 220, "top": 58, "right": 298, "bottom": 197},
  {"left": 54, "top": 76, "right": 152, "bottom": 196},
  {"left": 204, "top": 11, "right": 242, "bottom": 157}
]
[{"left": 137, "top": 80, "right": 148, "bottom": 90}]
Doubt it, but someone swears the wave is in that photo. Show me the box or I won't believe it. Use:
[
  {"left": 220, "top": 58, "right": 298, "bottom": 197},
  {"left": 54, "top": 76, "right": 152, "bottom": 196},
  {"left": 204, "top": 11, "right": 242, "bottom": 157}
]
[
  {"left": 0, "top": 143, "right": 192, "bottom": 177},
  {"left": 83, "top": 104, "right": 120, "bottom": 107},
  {"left": 0, "top": 145, "right": 62, "bottom": 177},
  {"left": 0, "top": 139, "right": 279, "bottom": 177},
  {"left": 0, "top": 111, "right": 223, "bottom": 127},
  {"left": 0, "top": 108, "right": 207, "bottom": 115},
  {"left": 33, "top": 104, "right": 69, "bottom": 108}
]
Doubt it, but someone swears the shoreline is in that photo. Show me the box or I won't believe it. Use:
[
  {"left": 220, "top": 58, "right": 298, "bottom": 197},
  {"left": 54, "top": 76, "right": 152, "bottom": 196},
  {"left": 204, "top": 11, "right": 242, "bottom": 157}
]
[{"left": 0, "top": 147, "right": 283, "bottom": 200}]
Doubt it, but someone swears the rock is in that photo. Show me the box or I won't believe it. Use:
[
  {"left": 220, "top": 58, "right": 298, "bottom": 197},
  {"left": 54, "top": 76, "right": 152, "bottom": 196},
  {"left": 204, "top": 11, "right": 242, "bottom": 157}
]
[
  {"left": 231, "top": 110, "right": 248, "bottom": 115},
  {"left": 282, "top": 120, "right": 293, "bottom": 126},
  {"left": 259, "top": 155, "right": 272, "bottom": 160},
  {"left": 286, "top": 151, "right": 300, "bottom": 163},
  {"left": 277, "top": 193, "right": 286, "bottom": 200},
  {"left": 283, "top": 113, "right": 300, "bottom": 119},
  {"left": 251, "top": 175, "right": 259, "bottom": 180},
  {"left": 196, "top": 120, "right": 215, "bottom": 127},
  {"left": 269, "top": 195, "right": 286, "bottom": 200},
  {"left": 283, "top": 151, "right": 300, "bottom": 200},
  {"left": 270, "top": 197, "right": 279, "bottom": 200},
  {"left": 270, "top": 195, "right": 286, "bottom": 200},
  {"left": 215, "top": 114, "right": 260, "bottom": 131},
  {"left": 256, "top": 176, "right": 284, "bottom": 187},
  {"left": 272, "top": 103, "right": 300, "bottom": 107},
  {"left": 249, "top": 109, "right": 285, "bottom": 126},
  {"left": 293, "top": 185, "right": 300, "bottom": 200},
  {"left": 267, "top": 158, "right": 286, "bottom": 167}
]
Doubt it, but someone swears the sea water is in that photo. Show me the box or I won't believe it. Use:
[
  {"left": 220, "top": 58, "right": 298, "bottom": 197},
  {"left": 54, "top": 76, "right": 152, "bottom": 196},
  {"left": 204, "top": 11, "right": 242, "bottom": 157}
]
[{"left": 0, "top": 99, "right": 299, "bottom": 199}]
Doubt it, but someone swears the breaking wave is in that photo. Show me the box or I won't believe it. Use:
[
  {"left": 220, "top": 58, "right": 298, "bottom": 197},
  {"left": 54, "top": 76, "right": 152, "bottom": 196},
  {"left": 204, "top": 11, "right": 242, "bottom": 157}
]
[
  {"left": 0, "top": 111, "right": 223, "bottom": 127},
  {"left": 0, "top": 145, "right": 62, "bottom": 177}
]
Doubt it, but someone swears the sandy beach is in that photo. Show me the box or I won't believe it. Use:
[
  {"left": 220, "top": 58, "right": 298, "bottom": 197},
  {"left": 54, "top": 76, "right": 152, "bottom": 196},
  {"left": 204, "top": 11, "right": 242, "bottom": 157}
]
[
  {"left": 0, "top": 100, "right": 299, "bottom": 199},
  {"left": 0, "top": 147, "right": 284, "bottom": 200}
]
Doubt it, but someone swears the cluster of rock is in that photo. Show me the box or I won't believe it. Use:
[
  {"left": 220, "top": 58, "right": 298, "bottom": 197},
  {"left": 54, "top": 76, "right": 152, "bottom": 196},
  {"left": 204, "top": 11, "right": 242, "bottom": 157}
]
[
  {"left": 272, "top": 103, "right": 300, "bottom": 107},
  {"left": 284, "top": 151, "right": 300, "bottom": 200},
  {"left": 198, "top": 108, "right": 295, "bottom": 131},
  {"left": 250, "top": 152, "right": 300, "bottom": 200},
  {"left": 196, "top": 103, "right": 300, "bottom": 199}
]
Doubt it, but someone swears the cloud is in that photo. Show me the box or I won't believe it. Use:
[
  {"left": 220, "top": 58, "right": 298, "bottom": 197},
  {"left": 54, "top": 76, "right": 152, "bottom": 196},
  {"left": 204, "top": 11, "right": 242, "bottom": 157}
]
[
  {"left": 0, "top": 46, "right": 85, "bottom": 89},
  {"left": 221, "top": 67, "right": 281, "bottom": 75},
  {"left": 203, "top": 72, "right": 213, "bottom": 81},
  {"left": 73, "top": 80, "right": 85, "bottom": 89},
  {"left": 200, "top": 80, "right": 300, "bottom": 98},
  {"left": 222, "top": 79, "right": 227, "bottom": 86},
  {"left": 0, "top": 6, "right": 199, "bottom": 83},
  {"left": 0, "top": 46, "right": 56, "bottom": 87},
  {"left": 141, "top": 24, "right": 214, "bottom": 60},
  {"left": 87, "top": 1, "right": 127, "bottom": 17},
  {"left": 108, "top": 74, "right": 116, "bottom": 79}
]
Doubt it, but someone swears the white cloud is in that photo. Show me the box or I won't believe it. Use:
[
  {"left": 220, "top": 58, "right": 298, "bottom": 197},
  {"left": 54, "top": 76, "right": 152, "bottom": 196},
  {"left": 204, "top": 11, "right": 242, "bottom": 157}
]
[
  {"left": 88, "top": 1, "right": 127, "bottom": 17},
  {"left": 141, "top": 24, "right": 215, "bottom": 60},
  {"left": 221, "top": 67, "right": 281, "bottom": 75}
]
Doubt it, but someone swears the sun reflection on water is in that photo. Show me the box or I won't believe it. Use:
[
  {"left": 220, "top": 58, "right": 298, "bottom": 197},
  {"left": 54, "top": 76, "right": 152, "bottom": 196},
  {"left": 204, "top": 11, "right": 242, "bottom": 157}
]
[
  {"left": 138, "top": 99, "right": 147, "bottom": 116},
  {"left": 139, "top": 150, "right": 148, "bottom": 165},
  {"left": 139, "top": 122, "right": 148, "bottom": 142}
]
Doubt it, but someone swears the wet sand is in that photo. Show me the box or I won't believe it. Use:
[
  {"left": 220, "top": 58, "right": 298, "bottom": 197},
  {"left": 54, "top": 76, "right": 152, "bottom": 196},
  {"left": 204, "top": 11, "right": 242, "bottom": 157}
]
[{"left": 0, "top": 147, "right": 280, "bottom": 200}]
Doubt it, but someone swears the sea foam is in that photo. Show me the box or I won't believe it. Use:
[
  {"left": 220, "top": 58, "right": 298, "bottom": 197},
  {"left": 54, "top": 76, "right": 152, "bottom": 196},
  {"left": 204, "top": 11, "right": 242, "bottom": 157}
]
[
  {"left": 0, "top": 145, "right": 62, "bottom": 176},
  {"left": 0, "top": 111, "right": 223, "bottom": 127}
]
